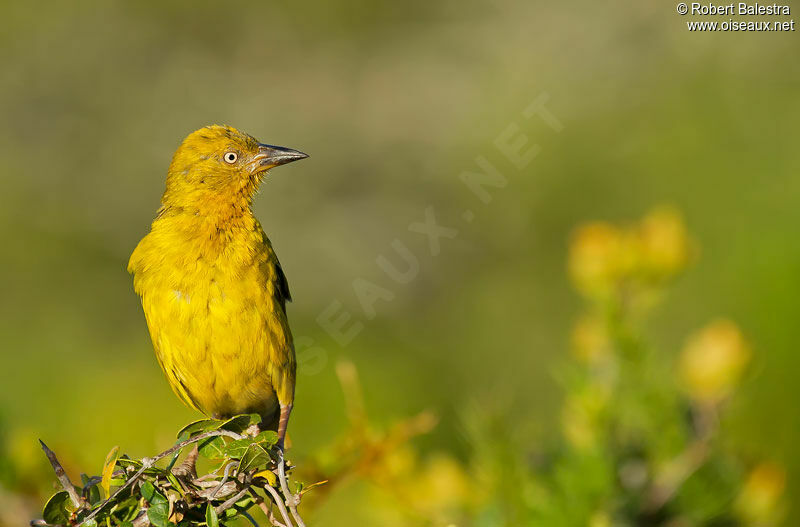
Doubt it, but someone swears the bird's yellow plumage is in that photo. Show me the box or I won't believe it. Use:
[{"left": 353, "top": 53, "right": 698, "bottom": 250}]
[{"left": 128, "top": 125, "right": 307, "bottom": 445}]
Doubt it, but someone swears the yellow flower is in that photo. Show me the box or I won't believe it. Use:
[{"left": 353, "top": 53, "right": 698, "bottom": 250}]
[
  {"left": 589, "top": 511, "right": 612, "bottom": 527},
  {"left": 568, "top": 206, "right": 691, "bottom": 305},
  {"left": 568, "top": 222, "right": 624, "bottom": 299},
  {"left": 379, "top": 444, "right": 417, "bottom": 480},
  {"left": 678, "top": 319, "right": 750, "bottom": 404},
  {"left": 368, "top": 446, "right": 475, "bottom": 523},
  {"left": 417, "top": 454, "right": 473, "bottom": 509},
  {"left": 637, "top": 206, "right": 691, "bottom": 279},
  {"left": 735, "top": 462, "right": 786, "bottom": 522}
]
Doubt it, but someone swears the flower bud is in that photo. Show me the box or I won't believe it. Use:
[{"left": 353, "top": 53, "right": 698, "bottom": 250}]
[
  {"left": 678, "top": 319, "right": 750, "bottom": 404},
  {"left": 736, "top": 462, "right": 786, "bottom": 522},
  {"left": 637, "top": 206, "right": 691, "bottom": 279},
  {"left": 568, "top": 222, "right": 624, "bottom": 299}
]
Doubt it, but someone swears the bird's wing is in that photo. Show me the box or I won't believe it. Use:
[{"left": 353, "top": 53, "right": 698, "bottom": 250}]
[
  {"left": 274, "top": 255, "right": 292, "bottom": 304},
  {"left": 254, "top": 221, "right": 292, "bottom": 306}
]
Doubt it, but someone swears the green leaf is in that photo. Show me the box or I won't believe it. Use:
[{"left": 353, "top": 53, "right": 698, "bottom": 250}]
[
  {"left": 101, "top": 445, "right": 120, "bottom": 499},
  {"left": 140, "top": 481, "right": 167, "bottom": 505},
  {"left": 116, "top": 457, "right": 142, "bottom": 469},
  {"left": 87, "top": 484, "right": 102, "bottom": 506},
  {"left": 177, "top": 414, "right": 260, "bottom": 441},
  {"left": 205, "top": 503, "right": 219, "bottom": 527},
  {"left": 234, "top": 495, "right": 255, "bottom": 509},
  {"left": 116, "top": 457, "right": 162, "bottom": 476},
  {"left": 114, "top": 497, "right": 142, "bottom": 522},
  {"left": 166, "top": 443, "right": 185, "bottom": 472},
  {"left": 80, "top": 474, "right": 102, "bottom": 506},
  {"left": 223, "top": 437, "right": 256, "bottom": 459},
  {"left": 176, "top": 419, "right": 220, "bottom": 440},
  {"left": 299, "top": 479, "right": 328, "bottom": 495},
  {"left": 142, "top": 482, "right": 170, "bottom": 527},
  {"left": 198, "top": 436, "right": 226, "bottom": 459},
  {"left": 237, "top": 443, "right": 271, "bottom": 474},
  {"left": 218, "top": 414, "right": 261, "bottom": 434},
  {"left": 147, "top": 502, "right": 170, "bottom": 527},
  {"left": 42, "top": 491, "right": 72, "bottom": 525},
  {"left": 255, "top": 430, "right": 278, "bottom": 447},
  {"left": 224, "top": 430, "right": 279, "bottom": 460},
  {"left": 166, "top": 471, "right": 185, "bottom": 495}
]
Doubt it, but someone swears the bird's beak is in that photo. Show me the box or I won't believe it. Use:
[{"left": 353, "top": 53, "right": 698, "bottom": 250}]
[{"left": 254, "top": 144, "right": 309, "bottom": 170}]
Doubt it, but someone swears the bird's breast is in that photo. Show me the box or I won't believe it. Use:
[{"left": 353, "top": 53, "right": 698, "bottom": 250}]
[{"left": 130, "top": 220, "right": 293, "bottom": 417}]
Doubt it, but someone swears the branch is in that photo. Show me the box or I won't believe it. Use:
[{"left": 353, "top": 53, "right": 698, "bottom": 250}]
[
  {"left": 215, "top": 486, "right": 250, "bottom": 516},
  {"left": 76, "top": 429, "right": 242, "bottom": 527},
  {"left": 250, "top": 489, "right": 289, "bottom": 527},
  {"left": 645, "top": 404, "right": 717, "bottom": 511},
  {"left": 209, "top": 462, "right": 238, "bottom": 499},
  {"left": 260, "top": 485, "right": 294, "bottom": 527},
  {"left": 39, "top": 440, "right": 82, "bottom": 509},
  {"left": 276, "top": 451, "right": 305, "bottom": 527}
]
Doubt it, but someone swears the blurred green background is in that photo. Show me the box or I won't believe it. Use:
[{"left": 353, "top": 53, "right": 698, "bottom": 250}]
[{"left": 1, "top": 1, "right": 798, "bottom": 525}]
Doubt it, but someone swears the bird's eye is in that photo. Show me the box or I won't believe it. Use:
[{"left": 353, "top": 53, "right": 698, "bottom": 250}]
[{"left": 223, "top": 152, "right": 238, "bottom": 164}]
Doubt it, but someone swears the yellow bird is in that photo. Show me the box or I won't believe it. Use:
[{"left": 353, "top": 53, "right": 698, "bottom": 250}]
[{"left": 128, "top": 125, "right": 307, "bottom": 447}]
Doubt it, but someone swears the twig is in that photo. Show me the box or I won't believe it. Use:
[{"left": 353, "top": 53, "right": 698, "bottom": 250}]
[
  {"left": 276, "top": 451, "right": 305, "bottom": 527},
  {"left": 268, "top": 510, "right": 289, "bottom": 527},
  {"left": 131, "top": 509, "right": 150, "bottom": 527},
  {"left": 645, "top": 404, "right": 717, "bottom": 511},
  {"left": 76, "top": 429, "right": 242, "bottom": 527},
  {"left": 39, "top": 440, "right": 82, "bottom": 509},
  {"left": 215, "top": 485, "right": 251, "bottom": 515},
  {"left": 210, "top": 462, "right": 238, "bottom": 499},
  {"left": 249, "top": 489, "right": 289, "bottom": 527},
  {"left": 197, "top": 481, "right": 238, "bottom": 499},
  {"left": 261, "top": 484, "right": 294, "bottom": 527},
  {"left": 646, "top": 441, "right": 708, "bottom": 510}
]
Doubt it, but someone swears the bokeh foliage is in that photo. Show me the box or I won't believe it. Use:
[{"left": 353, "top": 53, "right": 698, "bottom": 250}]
[
  {"left": 1, "top": 1, "right": 798, "bottom": 525},
  {"left": 32, "top": 209, "right": 786, "bottom": 526}
]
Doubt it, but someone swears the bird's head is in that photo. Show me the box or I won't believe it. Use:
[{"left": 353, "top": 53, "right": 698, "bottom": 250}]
[{"left": 162, "top": 125, "right": 308, "bottom": 210}]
